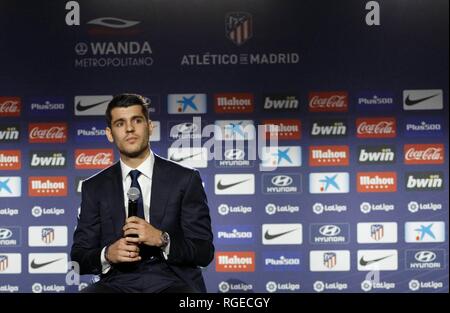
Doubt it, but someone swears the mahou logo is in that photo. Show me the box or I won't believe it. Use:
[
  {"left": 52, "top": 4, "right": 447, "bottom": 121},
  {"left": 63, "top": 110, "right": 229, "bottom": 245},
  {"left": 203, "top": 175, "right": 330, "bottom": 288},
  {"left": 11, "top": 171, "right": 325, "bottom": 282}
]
[
  {"left": 28, "top": 123, "right": 67, "bottom": 143},
  {"left": 0, "top": 97, "right": 21, "bottom": 117},
  {"left": 308, "top": 91, "right": 348, "bottom": 112},
  {"left": 215, "top": 251, "right": 255, "bottom": 272},
  {"left": 357, "top": 172, "right": 397, "bottom": 192},
  {"left": 404, "top": 144, "right": 444, "bottom": 165},
  {"left": 28, "top": 176, "right": 68, "bottom": 197},
  {"left": 356, "top": 118, "right": 396, "bottom": 138},
  {"left": 309, "top": 146, "right": 349, "bottom": 166},
  {"left": 0, "top": 150, "right": 21, "bottom": 170},
  {"left": 263, "top": 119, "right": 301, "bottom": 140},
  {"left": 75, "top": 149, "right": 114, "bottom": 169},
  {"left": 214, "top": 93, "right": 254, "bottom": 113}
]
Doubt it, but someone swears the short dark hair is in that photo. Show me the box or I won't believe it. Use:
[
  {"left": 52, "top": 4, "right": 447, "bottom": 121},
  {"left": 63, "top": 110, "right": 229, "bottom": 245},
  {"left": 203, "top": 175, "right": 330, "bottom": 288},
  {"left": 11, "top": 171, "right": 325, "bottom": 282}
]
[{"left": 106, "top": 93, "right": 149, "bottom": 128}]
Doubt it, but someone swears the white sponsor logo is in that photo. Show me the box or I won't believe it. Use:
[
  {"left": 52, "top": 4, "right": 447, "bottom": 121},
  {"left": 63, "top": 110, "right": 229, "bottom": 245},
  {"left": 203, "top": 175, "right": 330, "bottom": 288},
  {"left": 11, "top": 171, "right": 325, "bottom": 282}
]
[
  {"left": 215, "top": 174, "right": 255, "bottom": 195},
  {"left": 360, "top": 202, "right": 394, "bottom": 214},
  {"left": 403, "top": 89, "right": 443, "bottom": 110},
  {"left": 218, "top": 281, "right": 253, "bottom": 293},
  {"left": 357, "top": 222, "right": 397, "bottom": 243},
  {"left": 266, "top": 281, "right": 300, "bottom": 292},
  {"left": 312, "top": 203, "right": 347, "bottom": 214},
  {"left": 357, "top": 249, "right": 398, "bottom": 271},
  {"left": 167, "top": 94, "right": 207, "bottom": 114},
  {"left": 408, "top": 280, "right": 444, "bottom": 291},
  {"left": 0, "top": 177, "right": 21, "bottom": 197},
  {"left": 407, "top": 201, "right": 442, "bottom": 213},
  {"left": 0, "top": 254, "right": 21, "bottom": 274},
  {"left": 404, "top": 221, "right": 445, "bottom": 243},
  {"left": 28, "top": 253, "right": 68, "bottom": 274},
  {"left": 74, "top": 95, "right": 112, "bottom": 116},
  {"left": 265, "top": 203, "right": 299, "bottom": 215},
  {"left": 260, "top": 146, "right": 301, "bottom": 168},
  {"left": 310, "top": 250, "right": 350, "bottom": 272},
  {"left": 214, "top": 120, "right": 255, "bottom": 141},
  {"left": 217, "top": 204, "right": 252, "bottom": 215},
  {"left": 309, "top": 172, "right": 349, "bottom": 194},
  {"left": 313, "top": 281, "right": 348, "bottom": 292},
  {"left": 28, "top": 226, "right": 68, "bottom": 247},
  {"left": 262, "top": 224, "right": 302, "bottom": 245},
  {"left": 167, "top": 147, "right": 208, "bottom": 168}
]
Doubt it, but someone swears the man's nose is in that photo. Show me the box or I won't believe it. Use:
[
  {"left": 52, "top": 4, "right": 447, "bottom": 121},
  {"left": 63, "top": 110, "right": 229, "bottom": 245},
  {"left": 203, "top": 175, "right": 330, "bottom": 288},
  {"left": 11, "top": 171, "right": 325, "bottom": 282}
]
[{"left": 126, "top": 122, "right": 135, "bottom": 132}]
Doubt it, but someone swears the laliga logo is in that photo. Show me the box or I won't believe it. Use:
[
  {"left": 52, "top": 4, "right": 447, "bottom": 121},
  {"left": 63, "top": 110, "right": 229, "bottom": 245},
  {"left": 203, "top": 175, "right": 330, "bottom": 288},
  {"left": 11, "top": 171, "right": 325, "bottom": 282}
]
[
  {"left": 313, "top": 281, "right": 325, "bottom": 292},
  {"left": 265, "top": 281, "right": 277, "bottom": 293},
  {"left": 32, "top": 283, "right": 43, "bottom": 293},
  {"left": 408, "top": 201, "right": 419, "bottom": 213},
  {"left": 409, "top": 280, "right": 420, "bottom": 291},
  {"left": 218, "top": 281, "right": 230, "bottom": 293},
  {"left": 32, "top": 206, "right": 43, "bottom": 217}
]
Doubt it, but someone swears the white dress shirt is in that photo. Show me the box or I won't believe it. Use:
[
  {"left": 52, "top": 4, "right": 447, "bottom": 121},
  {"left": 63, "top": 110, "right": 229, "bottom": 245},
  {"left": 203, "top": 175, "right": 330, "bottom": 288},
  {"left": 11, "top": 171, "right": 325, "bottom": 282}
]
[{"left": 100, "top": 150, "right": 169, "bottom": 273}]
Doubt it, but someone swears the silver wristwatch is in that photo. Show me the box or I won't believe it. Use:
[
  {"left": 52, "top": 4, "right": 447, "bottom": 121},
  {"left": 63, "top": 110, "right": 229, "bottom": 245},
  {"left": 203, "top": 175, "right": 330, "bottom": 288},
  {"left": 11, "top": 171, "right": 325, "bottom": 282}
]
[{"left": 160, "top": 231, "right": 170, "bottom": 248}]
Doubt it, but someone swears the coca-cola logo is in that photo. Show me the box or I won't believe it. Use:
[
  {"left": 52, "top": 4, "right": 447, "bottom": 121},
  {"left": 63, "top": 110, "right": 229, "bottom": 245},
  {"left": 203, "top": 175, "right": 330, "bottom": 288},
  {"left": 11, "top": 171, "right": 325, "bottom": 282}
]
[
  {"left": 310, "top": 96, "right": 346, "bottom": 108},
  {"left": 358, "top": 121, "right": 393, "bottom": 134},
  {"left": 0, "top": 97, "right": 21, "bottom": 116},
  {"left": 406, "top": 147, "right": 441, "bottom": 160},
  {"left": 0, "top": 101, "right": 19, "bottom": 112},
  {"left": 76, "top": 153, "right": 112, "bottom": 165},
  {"left": 308, "top": 92, "right": 348, "bottom": 112},
  {"left": 356, "top": 118, "right": 396, "bottom": 138},
  {"left": 75, "top": 149, "right": 114, "bottom": 169},
  {"left": 30, "top": 127, "right": 65, "bottom": 139},
  {"left": 28, "top": 123, "right": 67, "bottom": 143}
]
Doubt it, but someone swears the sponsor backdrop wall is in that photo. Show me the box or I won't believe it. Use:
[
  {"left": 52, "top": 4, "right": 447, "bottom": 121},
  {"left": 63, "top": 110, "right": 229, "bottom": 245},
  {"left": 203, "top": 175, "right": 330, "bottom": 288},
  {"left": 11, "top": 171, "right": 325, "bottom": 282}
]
[{"left": 0, "top": 0, "right": 448, "bottom": 293}]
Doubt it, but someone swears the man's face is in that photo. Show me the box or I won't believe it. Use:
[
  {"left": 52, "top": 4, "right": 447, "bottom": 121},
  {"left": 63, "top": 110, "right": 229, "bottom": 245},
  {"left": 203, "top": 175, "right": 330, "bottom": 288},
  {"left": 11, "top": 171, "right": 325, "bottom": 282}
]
[{"left": 106, "top": 105, "right": 152, "bottom": 158}]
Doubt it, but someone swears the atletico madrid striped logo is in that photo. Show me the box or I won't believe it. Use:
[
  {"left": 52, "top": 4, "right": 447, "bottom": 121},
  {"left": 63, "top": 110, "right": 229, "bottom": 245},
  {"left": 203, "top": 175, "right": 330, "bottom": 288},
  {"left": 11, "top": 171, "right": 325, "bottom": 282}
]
[{"left": 226, "top": 12, "right": 253, "bottom": 46}]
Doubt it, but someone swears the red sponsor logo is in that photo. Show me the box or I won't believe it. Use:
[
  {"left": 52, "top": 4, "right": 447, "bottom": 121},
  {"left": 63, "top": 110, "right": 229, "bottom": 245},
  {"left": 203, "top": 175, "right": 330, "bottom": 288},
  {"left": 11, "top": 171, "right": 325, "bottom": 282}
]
[
  {"left": 263, "top": 119, "right": 301, "bottom": 140},
  {"left": 0, "top": 97, "right": 21, "bottom": 117},
  {"left": 215, "top": 251, "right": 255, "bottom": 272},
  {"left": 0, "top": 150, "right": 21, "bottom": 170},
  {"left": 214, "top": 93, "right": 254, "bottom": 113},
  {"left": 28, "top": 176, "right": 67, "bottom": 197},
  {"left": 28, "top": 123, "right": 68, "bottom": 143},
  {"left": 404, "top": 144, "right": 444, "bottom": 164},
  {"left": 356, "top": 117, "right": 396, "bottom": 138},
  {"left": 309, "top": 145, "right": 349, "bottom": 166},
  {"left": 308, "top": 91, "right": 348, "bottom": 112},
  {"left": 75, "top": 149, "right": 114, "bottom": 169},
  {"left": 357, "top": 172, "right": 397, "bottom": 192}
]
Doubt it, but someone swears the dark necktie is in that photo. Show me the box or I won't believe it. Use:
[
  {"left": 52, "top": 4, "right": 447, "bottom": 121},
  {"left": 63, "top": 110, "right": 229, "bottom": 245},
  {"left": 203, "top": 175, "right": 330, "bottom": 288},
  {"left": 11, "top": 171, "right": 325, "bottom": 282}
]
[{"left": 129, "top": 169, "right": 145, "bottom": 219}]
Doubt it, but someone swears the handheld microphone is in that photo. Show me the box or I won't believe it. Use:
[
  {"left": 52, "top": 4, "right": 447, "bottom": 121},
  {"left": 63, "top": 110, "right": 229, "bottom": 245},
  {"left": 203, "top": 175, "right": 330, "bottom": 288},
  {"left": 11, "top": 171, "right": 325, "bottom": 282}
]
[
  {"left": 127, "top": 187, "right": 140, "bottom": 218},
  {"left": 126, "top": 187, "right": 141, "bottom": 239}
]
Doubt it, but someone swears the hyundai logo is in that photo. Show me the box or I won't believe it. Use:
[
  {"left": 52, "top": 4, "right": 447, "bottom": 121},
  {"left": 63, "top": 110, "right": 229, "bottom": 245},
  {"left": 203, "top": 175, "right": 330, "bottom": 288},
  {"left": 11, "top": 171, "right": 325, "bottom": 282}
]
[
  {"left": 176, "top": 122, "right": 197, "bottom": 134},
  {"left": 0, "top": 228, "right": 13, "bottom": 240},
  {"left": 271, "top": 175, "right": 293, "bottom": 187},
  {"left": 319, "top": 225, "right": 341, "bottom": 236},
  {"left": 414, "top": 251, "right": 436, "bottom": 262},
  {"left": 224, "top": 149, "right": 245, "bottom": 160}
]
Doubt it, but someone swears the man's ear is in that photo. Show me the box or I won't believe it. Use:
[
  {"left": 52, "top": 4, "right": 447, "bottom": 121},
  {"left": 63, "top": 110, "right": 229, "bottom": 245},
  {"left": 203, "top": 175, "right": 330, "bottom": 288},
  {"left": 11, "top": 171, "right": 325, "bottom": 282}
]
[
  {"left": 105, "top": 127, "right": 114, "bottom": 143},
  {"left": 148, "top": 120, "right": 153, "bottom": 136}
]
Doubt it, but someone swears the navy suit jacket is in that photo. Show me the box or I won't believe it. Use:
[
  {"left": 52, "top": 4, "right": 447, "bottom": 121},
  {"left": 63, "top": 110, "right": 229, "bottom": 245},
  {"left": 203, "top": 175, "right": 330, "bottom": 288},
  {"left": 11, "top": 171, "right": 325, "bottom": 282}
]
[{"left": 71, "top": 154, "right": 214, "bottom": 292}]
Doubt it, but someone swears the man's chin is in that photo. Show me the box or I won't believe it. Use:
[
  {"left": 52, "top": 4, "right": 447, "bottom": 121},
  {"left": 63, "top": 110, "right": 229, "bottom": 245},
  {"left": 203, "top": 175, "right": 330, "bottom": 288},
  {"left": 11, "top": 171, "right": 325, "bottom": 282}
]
[{"left": 120, "top": 146, "right": 149, "bottom": 158}]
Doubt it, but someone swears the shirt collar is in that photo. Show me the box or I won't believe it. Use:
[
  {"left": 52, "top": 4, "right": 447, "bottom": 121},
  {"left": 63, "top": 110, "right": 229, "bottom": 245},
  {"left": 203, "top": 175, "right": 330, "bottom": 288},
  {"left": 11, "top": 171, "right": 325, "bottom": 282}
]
[{"left": 120, "top": 150, "right": 154, "bottom": 181}]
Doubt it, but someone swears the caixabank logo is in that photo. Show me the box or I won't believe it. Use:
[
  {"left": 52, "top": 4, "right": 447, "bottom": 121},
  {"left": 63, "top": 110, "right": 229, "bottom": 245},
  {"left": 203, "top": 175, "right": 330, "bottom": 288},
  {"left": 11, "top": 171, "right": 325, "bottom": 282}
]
[
  {"left": 0, "top": 177, "right": 21, "bottom": 197},
  {"left": 404, "top": 221, "right": 445, "bottom": 243}
]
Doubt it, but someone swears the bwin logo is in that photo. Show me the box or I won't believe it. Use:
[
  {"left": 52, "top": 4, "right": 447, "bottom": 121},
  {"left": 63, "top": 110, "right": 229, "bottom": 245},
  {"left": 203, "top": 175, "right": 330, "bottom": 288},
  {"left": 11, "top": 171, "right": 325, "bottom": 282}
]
[
  {"left": 319, "top": 225, "right": 341, "bottom": 237},
  {"left": 176, "top": 123, "right": 197, "bottom": 134},
  {"left": 415, "top": 251, "right": 436, "bottom": 263},
  {"left": 0, "top": 228, "right": 13, "bottom": 240},
  {"left": 271, "top": 175, "right": 293, "bottom": 187},
  {"left": 224, "top": 149, "right": 245, "bottom": 160}
]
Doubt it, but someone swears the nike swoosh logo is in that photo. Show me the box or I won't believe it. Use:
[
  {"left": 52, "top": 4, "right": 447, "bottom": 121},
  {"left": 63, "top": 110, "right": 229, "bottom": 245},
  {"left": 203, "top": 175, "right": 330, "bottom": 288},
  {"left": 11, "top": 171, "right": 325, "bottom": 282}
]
[
  {"left": 169, "top": 152, "right": 202, "bottom": 163},
  {"left": 359, "top": 255, "right": 392, "bottom": 266},
  {"left": 216, "top": 179, "right": 250, "bottom": 190},
  {"left": 264, "top": 228, "right": 299, "bottom": 240},
  {"left": 76, "top": 100, "right": 110, "bottom": 112},
  {"left": 405, "top": 94, "right": 440, "bottom": 106},
  {"left": 30, "top": 258, "right": 63, "bottom": 269}
]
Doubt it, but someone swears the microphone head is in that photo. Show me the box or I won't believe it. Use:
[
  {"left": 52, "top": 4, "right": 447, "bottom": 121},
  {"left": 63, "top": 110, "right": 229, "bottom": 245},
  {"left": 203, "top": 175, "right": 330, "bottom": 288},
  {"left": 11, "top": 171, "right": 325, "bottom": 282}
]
[{"left": 127, "top": 187, "right": 141, "bottom": 201}]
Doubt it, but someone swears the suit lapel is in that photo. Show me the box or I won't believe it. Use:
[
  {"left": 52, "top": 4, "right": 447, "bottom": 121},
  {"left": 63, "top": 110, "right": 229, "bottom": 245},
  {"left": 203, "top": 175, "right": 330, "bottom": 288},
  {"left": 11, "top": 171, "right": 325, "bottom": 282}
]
[
  {"left": 109, "top": 162, "right": 126, "bottom": 239},
  {"left": 150, "top": 155, "right": 171, "bottom": 229}
]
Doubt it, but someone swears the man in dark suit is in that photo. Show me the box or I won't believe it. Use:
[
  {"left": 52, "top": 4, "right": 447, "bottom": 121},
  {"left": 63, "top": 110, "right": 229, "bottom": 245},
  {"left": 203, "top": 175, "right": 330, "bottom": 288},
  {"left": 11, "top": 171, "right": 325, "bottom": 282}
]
[{"left": 71, "top": 93, "right": 214, "bottom": 293}]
